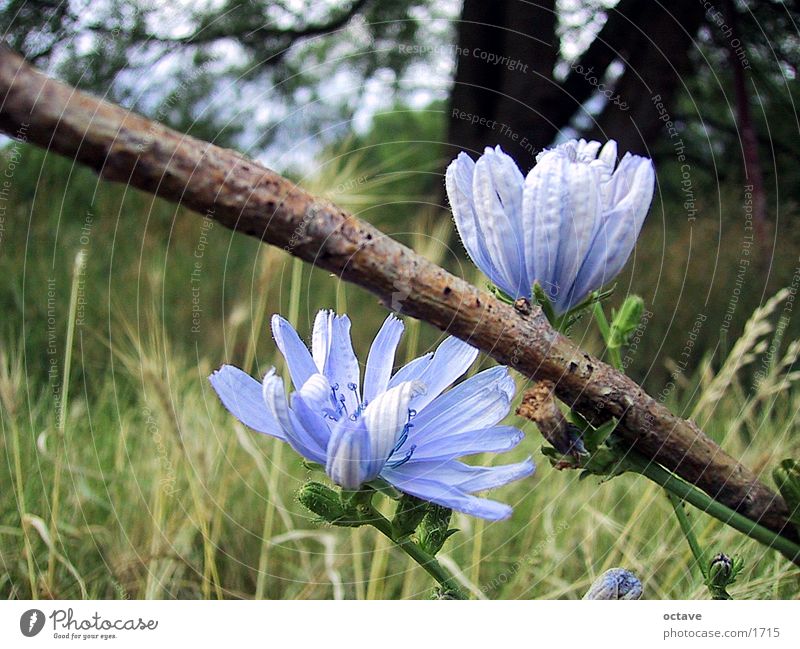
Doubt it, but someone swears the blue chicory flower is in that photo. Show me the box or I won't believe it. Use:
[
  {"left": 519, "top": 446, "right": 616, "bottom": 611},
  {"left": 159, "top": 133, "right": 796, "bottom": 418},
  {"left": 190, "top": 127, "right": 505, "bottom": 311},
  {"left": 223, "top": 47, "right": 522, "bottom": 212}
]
[
  {"left": 209, "top": 310, "right": 534, "bottom": 520},
  {"left": 446, "top": 139, "right": 655, "bottom": 314}
]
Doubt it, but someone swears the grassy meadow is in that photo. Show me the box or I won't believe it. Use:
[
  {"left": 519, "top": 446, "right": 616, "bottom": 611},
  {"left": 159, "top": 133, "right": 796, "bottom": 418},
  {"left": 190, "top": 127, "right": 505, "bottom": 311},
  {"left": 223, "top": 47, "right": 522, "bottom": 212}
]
[{"left": 1, "top": 140, "right": 799, "bottom": 599}]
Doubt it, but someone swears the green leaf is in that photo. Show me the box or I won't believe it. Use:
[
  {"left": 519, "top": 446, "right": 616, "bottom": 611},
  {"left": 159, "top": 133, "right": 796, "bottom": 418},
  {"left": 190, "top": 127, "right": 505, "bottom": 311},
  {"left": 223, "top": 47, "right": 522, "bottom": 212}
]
[{"left": 532, "top": 282, "right": 557, "bottom": 324}]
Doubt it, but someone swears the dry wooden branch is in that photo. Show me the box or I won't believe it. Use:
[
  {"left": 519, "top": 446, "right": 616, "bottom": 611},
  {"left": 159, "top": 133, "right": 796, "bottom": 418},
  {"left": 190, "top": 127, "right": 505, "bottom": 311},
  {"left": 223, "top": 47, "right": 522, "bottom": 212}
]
[
  {"left": 517, "top": 382, "right": 583, "bottom": 458},
  {"left": 0, "top": 47, "right": 793, "bottom": 540}
]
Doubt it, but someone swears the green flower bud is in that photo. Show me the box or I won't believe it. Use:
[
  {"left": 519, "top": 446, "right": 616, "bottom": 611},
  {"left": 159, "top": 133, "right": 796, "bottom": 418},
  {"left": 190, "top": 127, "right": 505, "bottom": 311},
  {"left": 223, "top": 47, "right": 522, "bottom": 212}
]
[
  {"left": 708, "top": 553, "right": 732, "bottom": 582},
  {"left": 773, "top": 459, "right": 800, "bottom": 526},
  {"left": 609, "top": 295, "right": 644, "bottom": 349},
  {"left": 392, "top": 494, "right": 428, "bottom": 538},
  {"left": 706, "top": 553, "right": 740, "bottom": 600},
  {"left": 417, "top": 504, "right": 455, "bottom": 555},
  {"left": 297, "top": 481, "right": 362, "bottom": 527}
]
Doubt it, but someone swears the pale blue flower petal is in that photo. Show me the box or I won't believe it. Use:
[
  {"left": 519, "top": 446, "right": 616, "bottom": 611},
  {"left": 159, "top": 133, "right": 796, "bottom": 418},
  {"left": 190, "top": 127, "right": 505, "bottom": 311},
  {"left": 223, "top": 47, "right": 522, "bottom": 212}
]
[
  {"left": 326, "top": 416, "right": 374, "bottom": 489},
  {"left": 388, "top": 457, "right": 535, "bottom": 493},
  {"left": 293, "top": 372, "right": 332, "bottom": 409},
  {"left": 388, "top": 352, "right": 433, "bottom": 388},
  {"left": 553, "top": 162, "right": 603, "bottom": 295},
  {"left": 311, "top": 309, "right": 334, "bottom": 373},
  {"left": 472, "top": 149, "right": 529, "bottom": 297},
  {"left": 575, "top": 138, "right": 602, "bottom": 160},
  {"left": 271, "top": 314, "right": 318, "bottom": 390},
  {"left": 381, "top": 470, "right": 514, "bottom": 520},
  {"left": 408, "top": 425, "right": 524, "bottom": 461},
  {"left": 403, "top": 336, "right": 479, "bottom": 410},
  {"left": 409, "top": 378, "right": 511, "bottom": 448},
  {"left": 569, "top": 157, "right": 655, "bottom": 304},
  {"left": 363, "top": 380, "right": 426, "bottom": 468},
  {"left": 325, "top": 315, "right": 361, "bottom": 412},
  {"left": 209, "top": 365, "right": 286, "bottom": 439},
  {"left": 522, "top": 152, "right": 568, "bottom": 298},
  {"left": 446, "top": 152, "right": 500, "bottom": 282},
  {"left": 410, "top": 365, "right": 514, "bottom": 435},
  {"left": 290, "top": 374, "right": 335, "bottom": 452},
  {"left": 363, "top": 314, "right": 404, "bottom": 403},
  {"left": 606, "top": 153, "right": 654, "bottom": 207},
  {"left": 264, "top": 369, "right": 326, "bottom": 462},
  {"left": 262, "top": 368, "right": 293, "bottom": 432}
]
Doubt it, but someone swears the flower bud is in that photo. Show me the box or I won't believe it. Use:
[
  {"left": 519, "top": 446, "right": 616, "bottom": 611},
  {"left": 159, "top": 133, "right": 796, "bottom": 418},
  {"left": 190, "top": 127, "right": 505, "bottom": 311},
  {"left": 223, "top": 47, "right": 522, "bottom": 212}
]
[
  {"left": 583, "top": 568, "right": 642, "bottom": 600},
  {"left": 708, "top": 553, "right": 732, "bottom": 585},
  {"left": 706, "top": 553, "right": 741, "bottom": 600},
  {"left": 773, "top": 459, "right": 800, "bottom": 526},
  {"left": 297, "top": 482, "right": 362, "bottom": 527},
  {"left": 417, "top": 504, "right": 455, "bottom": 555},
  {"left": 609, "top": 295, "right": 644, "bottom": 349}
]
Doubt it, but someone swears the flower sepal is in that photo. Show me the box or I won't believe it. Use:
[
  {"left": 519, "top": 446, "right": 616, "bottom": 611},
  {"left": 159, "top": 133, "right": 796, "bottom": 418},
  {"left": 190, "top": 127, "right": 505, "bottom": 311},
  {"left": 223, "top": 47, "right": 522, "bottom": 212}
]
[
  {"left": 487, "top": 283, "right": 515, "bottom": 305},
  {"left": 568, "top": 411, "right": 617, "bottom": 453},
  {"left": 416, "top": 504, "right": 458, "bottom": 556},
  {"left": 531, "top": 284, "right": 617, "bottom": 334},
  {"left": 541, "top": 426, "right": 631, "bottom": 483},
  {"left": 392, "top": 494, "right": 428, "bottom": 538}
]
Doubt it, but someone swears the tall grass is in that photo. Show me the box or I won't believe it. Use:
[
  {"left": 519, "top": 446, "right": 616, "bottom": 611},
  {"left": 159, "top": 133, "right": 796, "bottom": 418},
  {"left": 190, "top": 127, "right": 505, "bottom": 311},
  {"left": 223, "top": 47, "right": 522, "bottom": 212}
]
[{"left": 0, "top": 143, "right": 798, "bottom": 599}]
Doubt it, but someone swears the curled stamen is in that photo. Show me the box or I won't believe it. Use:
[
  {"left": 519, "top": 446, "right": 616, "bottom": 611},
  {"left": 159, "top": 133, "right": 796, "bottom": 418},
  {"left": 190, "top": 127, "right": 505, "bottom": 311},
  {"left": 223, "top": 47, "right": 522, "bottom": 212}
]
[
  {"left": 388, "top": 444, "right": 417, "bottom": 468},
  {"left": 347, "top": 381, "right": 366, "bottom": 416},
  {"left": 392, "top": 423, "right": 413, "bottom": 455}
]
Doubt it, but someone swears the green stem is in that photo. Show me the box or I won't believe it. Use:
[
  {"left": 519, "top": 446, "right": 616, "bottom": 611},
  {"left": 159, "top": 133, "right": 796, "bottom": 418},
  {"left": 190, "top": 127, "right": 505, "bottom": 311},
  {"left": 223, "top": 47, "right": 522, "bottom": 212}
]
[
  {"left": 367, "top": 509, "right": 467, "bottom": 599},
  {"left": 666, "top": 492, "right": 708, "bottom": 579},
  {"left": 626, "top": 452, "right": 800, "bottom": 567},
  {"left": 593, "top": 301, "right": 622, "bottom": 370}
]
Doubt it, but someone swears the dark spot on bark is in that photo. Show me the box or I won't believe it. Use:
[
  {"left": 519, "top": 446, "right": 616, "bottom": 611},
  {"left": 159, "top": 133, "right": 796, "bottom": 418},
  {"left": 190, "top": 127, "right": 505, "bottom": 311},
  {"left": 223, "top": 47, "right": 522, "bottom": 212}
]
[
  {"left": 586, "top": 364, "right": 594, "bottom": 373},
  {"left": 568, "top": 361, "right": 578, "bottom": 373},
  {"left": 514, "top": 297, "right": 532, "bottom": 315},
  {"left": 443, "top": 286, "right": 452, "bottom": 296},
  {"left": 475, "top": 299, "right": 481, "bottom": 307}
]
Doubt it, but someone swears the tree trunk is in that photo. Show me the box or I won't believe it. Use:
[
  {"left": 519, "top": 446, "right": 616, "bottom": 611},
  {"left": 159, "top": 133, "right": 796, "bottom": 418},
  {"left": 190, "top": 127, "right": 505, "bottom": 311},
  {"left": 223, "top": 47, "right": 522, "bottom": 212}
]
[
  {"left": 446, "top": 0, "right": 557, "bottom": 170},
  {"left": 586, "top": 2, "right": 706, "bottom": 156}
]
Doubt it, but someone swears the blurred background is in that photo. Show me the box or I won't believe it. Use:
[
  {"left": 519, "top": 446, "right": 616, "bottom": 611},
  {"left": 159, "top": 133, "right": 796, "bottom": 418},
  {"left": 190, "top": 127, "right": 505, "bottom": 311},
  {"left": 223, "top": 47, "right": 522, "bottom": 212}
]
[{"left": 1, "top": 1, "right": 799, "bottom": 599}]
